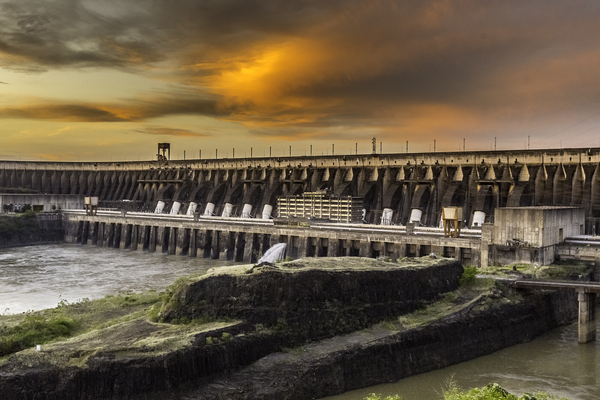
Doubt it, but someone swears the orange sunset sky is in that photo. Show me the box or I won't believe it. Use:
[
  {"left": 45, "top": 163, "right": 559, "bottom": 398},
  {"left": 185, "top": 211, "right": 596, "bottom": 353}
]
[{"left": 2, "top": 0, "right": 600, "bottom": 161}]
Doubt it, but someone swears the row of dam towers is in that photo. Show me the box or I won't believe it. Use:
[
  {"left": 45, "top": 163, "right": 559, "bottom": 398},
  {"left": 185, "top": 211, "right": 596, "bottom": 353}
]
[{"left": 2, "top": 148, "right": 600, "bottom": 231}]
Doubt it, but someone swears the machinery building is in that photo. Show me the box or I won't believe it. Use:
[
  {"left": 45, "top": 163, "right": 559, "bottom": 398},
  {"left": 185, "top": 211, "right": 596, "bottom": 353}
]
[{"left": 276, "top": 191, "right": 363, "bottom": 223}]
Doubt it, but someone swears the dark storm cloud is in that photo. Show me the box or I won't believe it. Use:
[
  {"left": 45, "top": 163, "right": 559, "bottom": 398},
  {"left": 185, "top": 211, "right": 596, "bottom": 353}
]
[
  {"left": 3, "top": 0, "right": 600, "bottom": 144},
  {"left": 137, "top": 126, "right": 211, "bottom": 138},
  {"left": 0, "top": 0, "right": 164, "bottom": 70},
  {"left": 0, "top": 94, "right": 237, "bottom": 122},
  {"left": 0, "top": 103, "right": 127, "bottom": 122}
]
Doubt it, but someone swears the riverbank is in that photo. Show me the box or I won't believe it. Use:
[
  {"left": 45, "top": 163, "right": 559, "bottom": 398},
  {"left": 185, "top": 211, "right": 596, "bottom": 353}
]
[
  {"left": 0, "top": 257, "right": 578, "bottom": 399},
  {"left": 0, "top": 213, "right": 64, "bottom": 248}
]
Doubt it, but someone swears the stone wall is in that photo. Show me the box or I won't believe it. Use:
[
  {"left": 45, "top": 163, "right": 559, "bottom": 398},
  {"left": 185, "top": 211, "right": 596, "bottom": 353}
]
[{"left": 160, "top": 258, "right": 464, "bottom": 340}]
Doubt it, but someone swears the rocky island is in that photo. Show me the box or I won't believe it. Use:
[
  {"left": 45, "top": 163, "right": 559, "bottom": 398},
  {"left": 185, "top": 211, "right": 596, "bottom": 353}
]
[{"left": 0, "top": 257, "right": 577, "bottom": 399}]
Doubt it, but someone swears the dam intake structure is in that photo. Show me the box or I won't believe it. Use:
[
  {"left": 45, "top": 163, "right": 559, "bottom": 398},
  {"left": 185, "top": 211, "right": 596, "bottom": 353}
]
[{"left": 2, "top": 147, "right": 600, "bottom": 233}]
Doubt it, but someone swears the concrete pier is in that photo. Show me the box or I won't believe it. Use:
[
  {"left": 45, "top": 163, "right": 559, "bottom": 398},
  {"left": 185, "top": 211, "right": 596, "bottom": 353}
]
[{"left": 578, "top": 291, "right": 597, "bottom": 343}]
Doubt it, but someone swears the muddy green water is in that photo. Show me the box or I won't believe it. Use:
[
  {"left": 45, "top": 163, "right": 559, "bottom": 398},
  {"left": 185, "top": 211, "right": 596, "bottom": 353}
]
[{"left": 322, "top": 313, "right": 599, "bottom": 400}]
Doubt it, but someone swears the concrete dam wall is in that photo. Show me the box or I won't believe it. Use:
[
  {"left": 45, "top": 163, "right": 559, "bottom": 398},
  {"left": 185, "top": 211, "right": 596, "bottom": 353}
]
[{"left": 3, "top": 147, "right": 600, "bottom": 231}]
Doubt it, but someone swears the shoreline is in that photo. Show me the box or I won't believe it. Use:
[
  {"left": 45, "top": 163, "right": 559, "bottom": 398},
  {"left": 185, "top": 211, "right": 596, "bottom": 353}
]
[{"left": 0, "top": 258, "right": 578, "bottom": 399}]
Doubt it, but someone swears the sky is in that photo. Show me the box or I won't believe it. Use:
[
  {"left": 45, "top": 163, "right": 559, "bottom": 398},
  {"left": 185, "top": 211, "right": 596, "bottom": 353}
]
[{"left": 2, "top": 0, "right": 600, "bottom": 161}]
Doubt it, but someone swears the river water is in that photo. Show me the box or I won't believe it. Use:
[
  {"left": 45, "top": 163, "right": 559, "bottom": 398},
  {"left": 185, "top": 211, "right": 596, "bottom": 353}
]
[
  {"left": 0, "top": 244, "right": 598, "bottom": 399},
  {"left": 0, "top": 244, "right": 238, "bottom": 314}
]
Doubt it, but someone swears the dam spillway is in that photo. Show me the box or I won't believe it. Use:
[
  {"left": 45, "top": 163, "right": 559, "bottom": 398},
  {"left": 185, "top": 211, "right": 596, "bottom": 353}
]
[{"left": 2, "top": 147, "right": 600, "bottom": 232}]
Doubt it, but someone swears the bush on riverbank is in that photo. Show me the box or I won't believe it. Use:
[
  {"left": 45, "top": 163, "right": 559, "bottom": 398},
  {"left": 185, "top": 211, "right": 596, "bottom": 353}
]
[
  {"left": 0, "top": 315, "right": 77, "bottom": 357},
  {"left": 0, "top": 291, "right": 162, "bottom": 358},
  {"left": 443, "top": 382, "right": 569, "bottom": 400},
  {"left": 364, "top": 382, "right": 570, "bottom": 400}
]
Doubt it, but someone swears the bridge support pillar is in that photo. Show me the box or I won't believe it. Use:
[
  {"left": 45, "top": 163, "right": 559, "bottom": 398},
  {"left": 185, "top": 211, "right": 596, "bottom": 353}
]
[
  {"left": 225, "top": 231, "right": 236, "bottom": 260},
  {"left": 578, "top": 291, "right": 597, "bottom": 344},
  {"left": 88, "top": 222, "right": 98, "bottom": 245},
  {"left": 211, "top": 231, "right": 221, "bottom": 259},
  {"left": 176, "top": 228, "right": 189, "bottom": 256},
  {"left": 131, "top": 225, "right": 139, "bottom": 251},
  {"left": 327, "top": 238, "right": 337, "bottom": 257},
  {"left": 81, "top": 221, "right": 89, "bottom": 245},
  {"left": 189, "top": 229, "right": 198, "bottom": 257},
  {"left": 243, "top": 233, "right": 255, "bottom": 262},
  {"left": 148, "top": 226, "right": 157, "bottom": 253},
  {"left": 359, "top": 241, "right": 370, "bottom": 257},
  {"left": 455, "top": 246, "right": 463, "bottom": 263},
  {"left": 234, "top": 232, "right": 246, "bottom": 262}
]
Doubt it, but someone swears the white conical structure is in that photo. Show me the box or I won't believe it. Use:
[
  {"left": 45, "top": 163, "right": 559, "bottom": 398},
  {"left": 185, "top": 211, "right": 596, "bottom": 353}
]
[
  {"left": 258, "top": 243, "right": 287, "bottom": 263},
  {"left": 396, "top": 167, "right": 405, "bottom": 181},
  {"left": 484, "top": 165, "right": 496, "bottom": 180},
  {"left": 369, "top": 168, "right": 379, "bottom": 182},
  {"left": 344, "top": 168, "right": 354, "bottom": 182},
  {"left": 518, "top": 164, "right": 530, "bottom": 182},
  {"left": 453, "top": 165, "right": 463, "bottom": 181},
  {"left": 424, "top": 165, "right": 434, "bottom": 180}
]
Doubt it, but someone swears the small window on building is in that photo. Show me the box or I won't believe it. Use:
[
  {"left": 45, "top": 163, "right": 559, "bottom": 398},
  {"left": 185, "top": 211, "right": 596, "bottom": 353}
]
[
  {"left": 580, "top": 225, "right": 584, "bottom": 235},
  {"left": 559, "top": 228, "right": 564, "bottom": 242}
]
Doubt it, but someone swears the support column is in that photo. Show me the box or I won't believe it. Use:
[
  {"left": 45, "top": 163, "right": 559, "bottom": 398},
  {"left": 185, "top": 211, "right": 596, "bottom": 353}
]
[
  {"left": 113, "top": 224, "right": 122, "bottom": 248},
  {"left": 396, "top": 241, "right": 406, "bottom": 258},
  {"left": 480, "top": 223, "right": 493, "bottom": 268},
  {"left": 130, "top": 225, "right": 139, "bottom": 251},
  {"left": 578, "top": 291, "right": 597, "bottom": 344},
  {"left": 96, "top": 223, "right": 105, "bottom": 247},
  {"left": 168, "top": 227, "right": 177, "bottom": 255},
  {"left": 358, "top": 241, "right": 370, "bottom": 257},
  {"left": 455, "top": 246, "right": 463, "bottom": 263},
  {"left": 148, "top": 226, "right": 157, "bottom": 253},
  {"left": 226, "top": 231, "right": 236, "bottom": 260},
  {"left": 211, "top": 230, "right": 221, "bottom": 259},
  {"left": 296, "top": 235, "right": 307, "bottom": 258},
  {"left": 81, "top": 221, "right": 89, "bottom": 245},
  {"left": 327, "top": 238, "right": 337, "bottom": 257},
  {"left": 120, "top": 224, "right": 131, "bottom": 250},
  {"left": 88, "top": 222, "right": 97, "bottom": 245},
  {"left": 243, "top": 233, "right": 255, "bottom": 262},
  {"left": 176, "top": 228, "right": 190, "bottom": 256},
  {"left": 189, "top": 229, "right": 198, "bottom": 257},
  {"left": 234, "top": 232, "right": 246, "bottom": 262}
]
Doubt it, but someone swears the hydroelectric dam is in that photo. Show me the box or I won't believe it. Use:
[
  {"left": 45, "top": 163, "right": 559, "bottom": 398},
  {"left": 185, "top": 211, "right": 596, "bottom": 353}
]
[{"left": 3, "top": 147, "right": 600, "bottom": 268}]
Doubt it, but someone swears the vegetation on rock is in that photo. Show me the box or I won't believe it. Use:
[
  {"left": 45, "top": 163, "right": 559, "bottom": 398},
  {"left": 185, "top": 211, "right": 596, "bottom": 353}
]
[
  {"left": 364, "top": 382, "right": 569, "bottom": 400},
  {"left": 478, "top": 262, "right": 593, "bottom": 281}
]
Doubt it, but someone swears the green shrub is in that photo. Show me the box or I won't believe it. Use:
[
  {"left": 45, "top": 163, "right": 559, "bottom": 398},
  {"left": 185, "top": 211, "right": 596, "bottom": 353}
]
[
  {"left": 364, "top": 394, "right": 402, "bottom": 400},
  {"left": 0, "top": 314, "right": 77, "bottom": 357},
  {"left": 221, "top": 332, "right": 232, "bottom": 342},
  {"left": 460, "top": 266, "right": 478, "bottom": 286},
  {"left": 444, "top": 383, "right": 569, "bottom": 400}
]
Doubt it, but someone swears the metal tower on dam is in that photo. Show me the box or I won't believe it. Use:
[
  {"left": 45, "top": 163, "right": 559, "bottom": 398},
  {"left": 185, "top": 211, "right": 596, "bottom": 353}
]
[{"left": 2, "top": 147, "right": 600, "bottom": 232}]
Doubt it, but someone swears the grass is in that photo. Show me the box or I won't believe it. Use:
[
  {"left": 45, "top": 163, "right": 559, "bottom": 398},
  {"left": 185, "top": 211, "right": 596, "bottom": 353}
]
[
  {"left": 0, "top": 290, "right": 162, "bottom": 358},
  {"left": 443, "top": 381, "right": 569, "bottom": 400},
  {"left": 395, "top": 277, "right": 508, "bottom": 329},
  {"left": 0, "top": 314, "right": 77, "bottom": 357},
  {"left": 478, "top": 261, "right": 593, "bottom": 281},
  {"left": 363, "top": 382, "right": 570, "bottom": 400}
]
